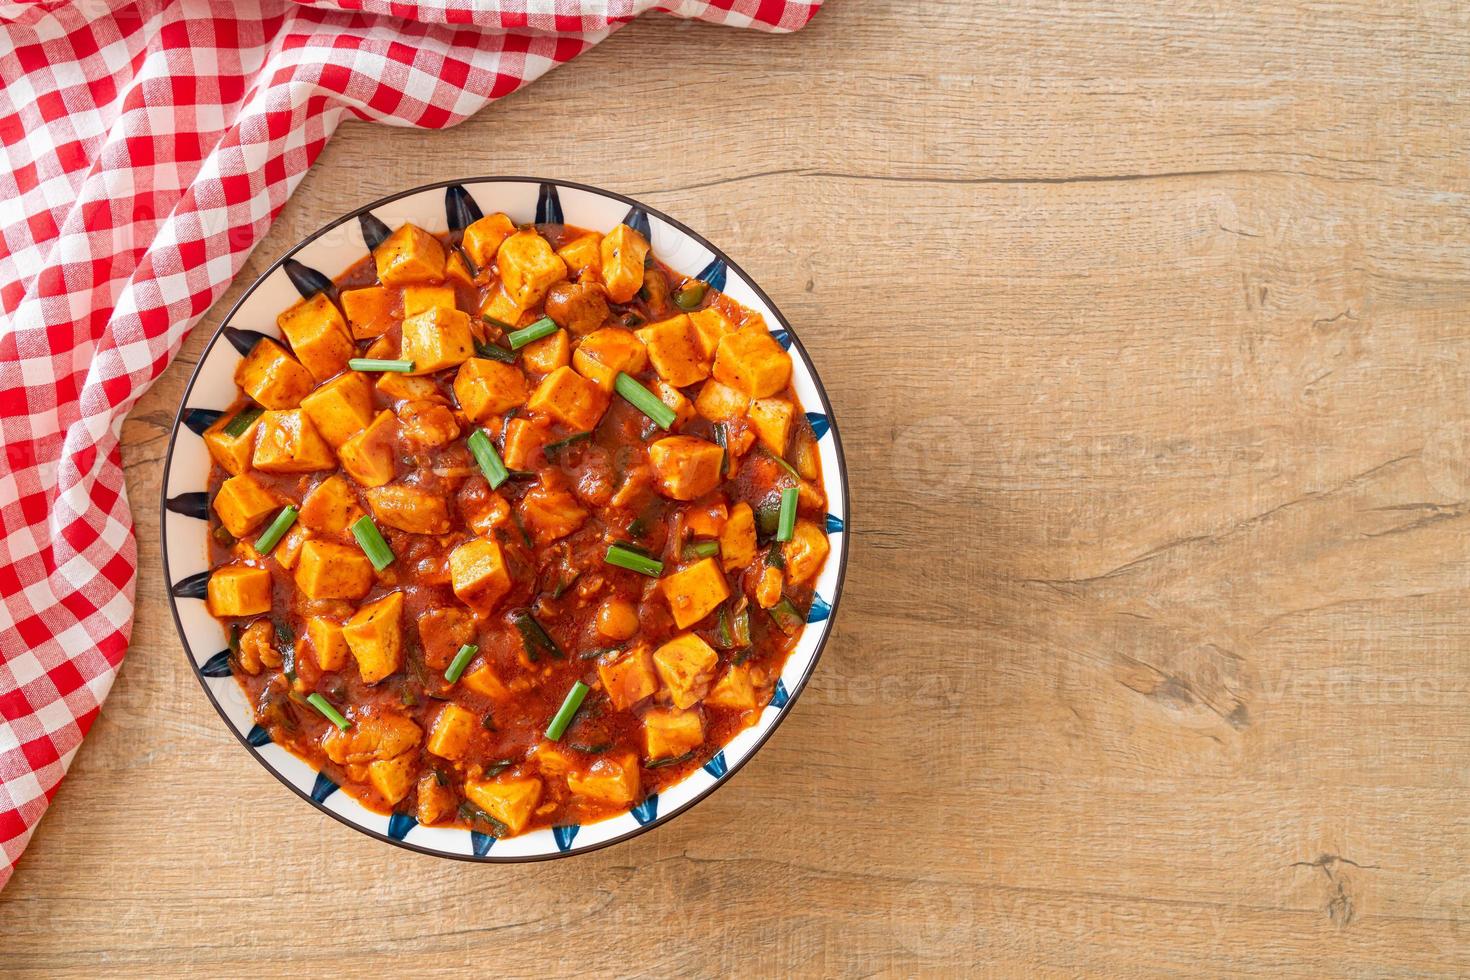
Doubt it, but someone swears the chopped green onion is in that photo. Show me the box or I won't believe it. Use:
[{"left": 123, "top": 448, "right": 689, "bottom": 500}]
[
  {"left": 613, "top": 372, "right": 676, "bottom": 430},
  {"left": 212, "top": 525, "right": 236, "bottom": 547},
  {"left": 645, "top": 750, "right": 696, "bottom": 769},
  {"left": 507, "top": 316, "right": 556, "bottom": 350},
  {"left": 769, "top": 596, "right": 803, "bottom": 635},
  {"left": 466, "top": 428, "right": 509, "bottom": 489},
  {"left": 482, "top": 315, "right": 515, "bottom": 332},
  {"left": 483, "top": 759, "right": 517, "bottom": 776},
  {"left": 458, "top": 801, "right": 510, "bottom": 837},
  {"left": 683, "top": 539, "right": 719, "bottom": 560},
  {"left": 712, "top": 422, "right": 729, "bottom": 477},
  {"left": 755, "top": 495, "right": 782, "bottom": 537},
  {"left": 605, "top": 542, "right": 664, "bottom": 577},
  {"left": 350, "top": 515, "right": 395, "bottom": 571},
  {"left": 674, "top": 281, "right": 708, "bottom": 311},
  {"left": 776, "top": 486, "right": 798, "bottom": 542},
  {"left": 544, "top": 681, "right": 590, "bottom": 741},
  {"left": 222, "top": 405, "right": 263, "bottom": 438},
  {"left": 568, "top": 741, "right": 612, "bottom": 754},
  {"left": 306, "top": 693, "right": 351, "bottom": 731},
  {"left": 474, "top": 339, "right": 516, "bottom": 363},
  {"left": 511, "top": 610, "right": 564, "bottom": 661},
  {"left": 253, "top": 505, "right": 298, "bottom": 555},
  {"left": 444, "top": 643, "right": 478, "bottom": 684},
  {"left": 767, "top": 448, "right": 801, "bottom": 481},
  {"left": 542, "top": 430, "right": 593, "bottom": 458},
  {"left": 732, "top": 604, "right": 752, "bottom": 646},
  {"left": 348, "top": 358, "right": 414, "bottom": 373},
  {"left": 715, "top": 606, "right": 735, "bottom": 648}
]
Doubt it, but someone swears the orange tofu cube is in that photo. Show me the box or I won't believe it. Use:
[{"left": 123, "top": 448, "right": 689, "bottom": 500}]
[
  {"left": 599, "top": 223, "right": 649, "bottom": 303},
  {"left": 375, "top": 372, "right": 439, "bottom": 403},
  {"left": 401, "top": 306, "right": 475, "bottom": 375},
  {"left": 343, "top": 590, "right": 405, "bottom": 684},
  {"left": 521, "top": 328, "right": 570, "bottom": 375},
  {"left": 235, "top": 337, "right": 314, "bottom": 409},
  {"left": 556, "top": 232, "right": 602, "bottom": 277},
  {"left": 652, "top": 379, "right": 695, "bottom": 428},
  {"left": 300, "top": 371, "right": 374, "bottom": 448},
  {"left": 340, "top": 285, "right": 398, "bottom": 339},
  {"left": 367, "top": 754, "right": 416, "bottom": 805},
  {"left": 307, "top": 616, "right": 349, "bottom": 671},
  {"left": 527, "top": 366, "right": 609, "bottom": 431},
  {"left": 685, "top": 499, "right": 728, "bottom": 537},
  {"left": 299, "top": 474, "right": 363, "bottom": 534},
  {"left": 454, "top": 358, "right": 528, "bottom": 422},
  {"left": 449, "top": 536, "right": 512, "bottom": 612},
  {"left": 567, "top": 752, "right": 640, "bottom": 808},
  {"left": 648, "top": 436, "right": 723, "bottom": 501},
  {"left": 720, "top": 501, "right": 757, "bottom": 571},
  {"left": 652, "top": 633, "right": 719, "bottom": 708},
  {"left": 445, "top": 250, "right": 475, "bottom": 288},
  {"left": 461, "top": 212, "right": 515, "bottom": 269},
  {"left": 659, "top": 559, "right": 731, "bottom": 630},
  {"left": 294, "top": 539, "right": 374, "bottom": 600},
  {"left": 636, "top": 314, "right": 708, "bottom": 387},
  {"left": 480, "top": 285, "right": 529, "bottom": 328},
  {"left": 374, "top": 223, "right": 445, "bottom": 286},
  {"left": 206, "top": 564, "right": 271, "bottom": 617},
  {"left": 203, "top": 408, "right": 263, "bottom": 476},
  {"left": 464, "top": 777, "right": 542, "bottom": 835},
  {"left": 273, "top": 524, "right": 311, "bottom": 570},
  {"left": 212, "top": 474, "right": 279, "bottom": 538},
  {"left": 337, "top": 410, "right": 398, "bottom": 488},
  {"left": 252, "top": 410, "right": 335, "bottom": 473},
  {"left": 706, "top": 664, "right": 758, "bottom": 710},
  {"left": 597, "top": 646, "right": 658, "bottom": 710},
  {"left": 365, "top": 483, "right": 450, "bottom": 535},
  {"left": 426, "top": 703, "right": 478, "bottom": 760},
  {"left": 712, "top": 329, "right": 791, "bottom": 398},
  {"left": 402, "top": 283, "right": 456, "bottom": 317},
  {"left": 688, "top": 307, "right": 736, "bottom": 360},
  {"left": 746, "top": 397, "right": 794, "bottom": 455},
  {"left": 517, "top": 483, "right": 587, "bottom": 544},
  {"left": 571, "top": 327, "right": 646, "bottom": 392},
  {"left": 461, "top": 663, "right": 510, "bottom": 700},
  {"left": 277, "top": 292, "right": 353, "bottom": 382},
  {"left": 500, "top": 417, "right": 546, "bottom": 471},
  {"left": 642, "top": 707, "right": 704, "bottom": 760},
  {"left": 783, "top": 518, "right": 829, "bottom": 586},
  {"left": 497, "top": 229, "right": 567, "bottom": 309},
  {"left": 694, "top": 378, "right": 750, "bottom": 423}
]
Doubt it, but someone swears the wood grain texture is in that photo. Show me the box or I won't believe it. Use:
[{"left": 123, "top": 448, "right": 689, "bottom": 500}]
[{"left": 5, "top": 1, "right": 1470, "bottom": 975}]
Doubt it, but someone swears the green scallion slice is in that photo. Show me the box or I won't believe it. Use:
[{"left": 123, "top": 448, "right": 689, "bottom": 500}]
[
  {"left": 544, "top": 681, "right": 590, "bottom": 741},
  {"left": 767, "top": 448, "right": 801, "bottom": 481},
  {"left": 645, "top": 750, "right": 696, "bottom": 769},
  {"left": 613, "top": 372, "right": 676, "bottom": 430},
  {"left": 683, "top": 539, "right": 719, "bottom": 560},
  {"left": 474, "top": 339, "right": 517, "bottom": 363},
  {"left": 467, "top": 428, "right": 509, "bottom": 489},
  {"left": 542, "top": 430, "right": 593, "bottom": 458},
  {"left": 253, "top": 505, "right": 298, "bottom": 555},
  {"left": 769, "top": 596, "right": 803, "bottom": 635},
  {"left": 444, "top": 643, "right": 478, "bottom": 684},
  {"left": 712, "top": 421, "right": 729, "bottom": 477},
  {"left": 673, "top": 281, "right": 708, "bottom": 311},
  {"left": 776, "top": 486, "right": 798, "bottom": 542},
  {"left": 605, "top": 542, "right": 664, "bottom": 577},
  {"left": 348, "top": 358, "right": 414, "bottom": 373},
  {"left": 222, "top": 405, "right": 263, "bottom": 438},
  {"left": 306, "top": 693, "right": 351, "bottom": 731},
  {"left": 350, "top": 514, "right": 395, "bottom": 571},
  {"left": 507, "top": 316, "right": 557, "bottom": 350}
]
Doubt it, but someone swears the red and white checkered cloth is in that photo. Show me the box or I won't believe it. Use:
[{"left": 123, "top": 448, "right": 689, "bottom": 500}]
[{"left": 0, "top": 0, "right": 819, "bottom": 890}]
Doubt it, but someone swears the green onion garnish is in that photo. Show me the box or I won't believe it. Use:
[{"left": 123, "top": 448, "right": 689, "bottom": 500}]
[
  {"left": 348, "top": 358, "right": 414, "bottom": 373},
  {"left": 467, "top": 428, "right": 509, "bottom": 489},
  {"left": 306, "top": 693, "right": 351, "bottom": 731},
  {"left": 605, "top": 542, "right": 664, "bottom": 577},
  {"left": 222, "top": 405, "right": 263, "bottom": 438},
  {"left": 645, "top": 750, "right": 696, "bottom": 769},
  {"left": 712, "top": 421, "right": 729, "bottom": 476},
  {"left": 683, "top": 539, "right": 719, "bottom": 560},
  {"left": 458, "top": 801, "right": 511, "bottom": 837},
  {"left": 444, "top": 643, "right": 478, "bottom": 684},
  {"left": 507, "top": 316, "right": 556, "bottom": 350},
  {"left": 613, "top": 372, "right": 676, "bottom": 430},
  {"left": 755, "top": 494, "right": 781, "bottom": 537},
  {"left": 542, "top": 430, "right": 592, "bottom": 458},
  {"left": 767, "top": 448, "right": 801, "bottom": 481},
  {"left": 674, "top": 281, "right": 708, "bottom": 311},
  {"left": 544, "top": 681, "right": 589, "bottom": 741},
  {"left": 474, "top": 339, "right": 516, "bottom": 363},
  {"left": 511, "top": 610, "right": 564, "bottom": 661},
  {"left": 568, "top": 741, "right": 612, "bottom": 754},
  {"left": 253, "top": 505, "right": 297, "bottom": 555},
  {"left": 731, "top": 604, "right": 752, "bottom": 646},
  {"left": 350, "top": 514, "right": 395, "bottom": 571},
  {"left": 776, "top": 486, "right": 798, "bottom": 542},
  {"left": 769, "top": 596, "right": 803, "bottom": 635}
]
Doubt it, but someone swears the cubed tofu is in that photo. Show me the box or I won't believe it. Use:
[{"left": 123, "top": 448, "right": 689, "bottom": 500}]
[
  {"left": 338, "top": 410, "right": 398, "bottom": 487},
  {"left": 556, "top": 232, "right": 602, "bottom": 277},
  {"left": 401, "top": 306, "right": 475, "bottom": 375},
  {"left": 299, "top": 474, "right": 362, "bottom": 534},
  {"left": 274, "top": 524, "right": 310, "bottom": 570},
  {"left": 343, "top": 590, "right": 404, "bottom": 684},
  {"left": 597, "top": 646, "right": 658, "bottom": 710},
  {"left": 685, "top": 499, "right": 728, "bottom": 537},
  {"left": 375, "top": 223, "right": 445, "bottom": 286},
  {"left": 747, "top": 397, "right": 794, "bottom": 455},
  {"left": 694, "top": 378, "right": 750, "bottom": 423},
  {"left": 340, "top": 286, "right": 397, "bottom": 339},
  {"left": 307, "top": 616, "right": 350, "bottom": 671},
  {"left": 375, "top": 371, "right": 439, "bottom": 403},
  {"left": 449, "top": 536, "right": 512, "bottom": 612},
  {"left": 294, "top": 539, "right": 374, "bottom": 600},
  {"left": 567, "top": 752, "right": 640, "bottom": 808},
  {"left": 713, "top": 330, "right": 791, "bottom": 398},
  {"left": 526, "top": 366, "right": 609, "bottom": 431},
  {"left": 463, "top": 777, "right": 542, "bottom": 835},
  {"left": 652, "top": 632, "right": 720, "bottom": 708},
  {"left": 720, "top": 501, "right": 757, "bottom": 571},
  {"left": 252, "top": 410, "right": 335, "bottom": 473},
  {"left": 203, "top": 408, "right": 263, "bottom": 476},
  {"left": 366, "top": 483, "right": 451, "bottom": 535},
  {"left": 445, "top": 250, "right": 475, "bottom": 288},
  {"left": 462, "top": 663, "right": 510, "bottom": 700},
  {"left": 399, "top": 399, "right": 460, "bottom": 452},
  {"left": 403, "top": 283, "right": 456, "bottom": 317},
  {"left": 688, "top": 307, "right": 736, "bottom": 360},
  {"left": 480, "top": 285, "right": 528, "bottom": 328},
  {"left": 206, "top": 564, "right": 271, "bottom": 617},
  {"left": 323, "top": 710, "right": 421, "bottom": 764},
  {"left": 636, "top": 315, "right": 709, "bottom": 387},
  {"left": 648, "top": 436, "right": 723, "bottom": 501},
  {"left": 366, "top": 753, "right": 416, "bottom": 805},
  {"left": 454, "top": 358, "right": 528, "bottom": 421},
  {"left": 417, "top": 606, "right": 476, "bottom": 670},
  {"left": 497, "top": 229, "right": 567, "bottom": 309},
  {"left": 426, "top": 702, "right": 477, "bottom": 760},
  {"left": 521, "top": 328, "right": 569, "bottom": 374},
  {"left": 417, "top": 772, "right": 456, "bottom": 825},
  {"left": 235, "top": 337, "right": 314, "bottom": 409},
  {"left": 500, "top": 417, "right": 545, "bottom": 471},
  {"left": 599, "top": 223, "right": 650, "bottom": 303},
  {"left": 642, "top": 707, "right": 704, "bottom": 760},
  {"left": 653, "top": 380, "right": 695, "bottom": 428},
  {"left": 706, "top": 664, "right": 758, "bottom": 710},
  {"left": 517, "top": 484, "right": 587, "bottom": 544},
  {"left": 461, "top": 212, "right": 515, "bottom": 269},
  {"left": 571, "top": 327, "right": 647, "bottom": 392},
  {"left": 212, "top": 474, "right": 279, "bottom": 537},
  {"left": 277, "top": 292, "right": 353, "bottom": 382},
  {"left": 783, "top": 518, "right": 830, "bottom": 585},
  {"left": 659, "top": 558, "right": 731, "bottom": 630},
  {"left": 300, "top": 371, "right": 374, "bottom": 448}
]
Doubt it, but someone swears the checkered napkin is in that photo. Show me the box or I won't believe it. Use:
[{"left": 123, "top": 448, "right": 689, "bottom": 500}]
[{"left": 0, "top": 0, "right": 820, "bottom": 890}]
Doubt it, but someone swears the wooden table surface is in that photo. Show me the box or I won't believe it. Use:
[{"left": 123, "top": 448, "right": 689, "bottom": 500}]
[{"left": 6, "top": 1, "right": 1470, "bottom": 975}]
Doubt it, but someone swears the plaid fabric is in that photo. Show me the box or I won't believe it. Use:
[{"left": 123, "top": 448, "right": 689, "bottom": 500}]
[{"left": 0, "top": 0, "right": 820, "bottom": 890}]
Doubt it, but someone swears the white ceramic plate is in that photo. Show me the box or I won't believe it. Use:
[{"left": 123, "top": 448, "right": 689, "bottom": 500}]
[{"left": 161, "top": 178, "right": 849, "bottom": 861}]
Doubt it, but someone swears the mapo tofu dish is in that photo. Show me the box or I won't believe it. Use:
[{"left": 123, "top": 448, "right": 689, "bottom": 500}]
[{"left": 202, "top": 212, "right": 830, "bottom": 838}]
